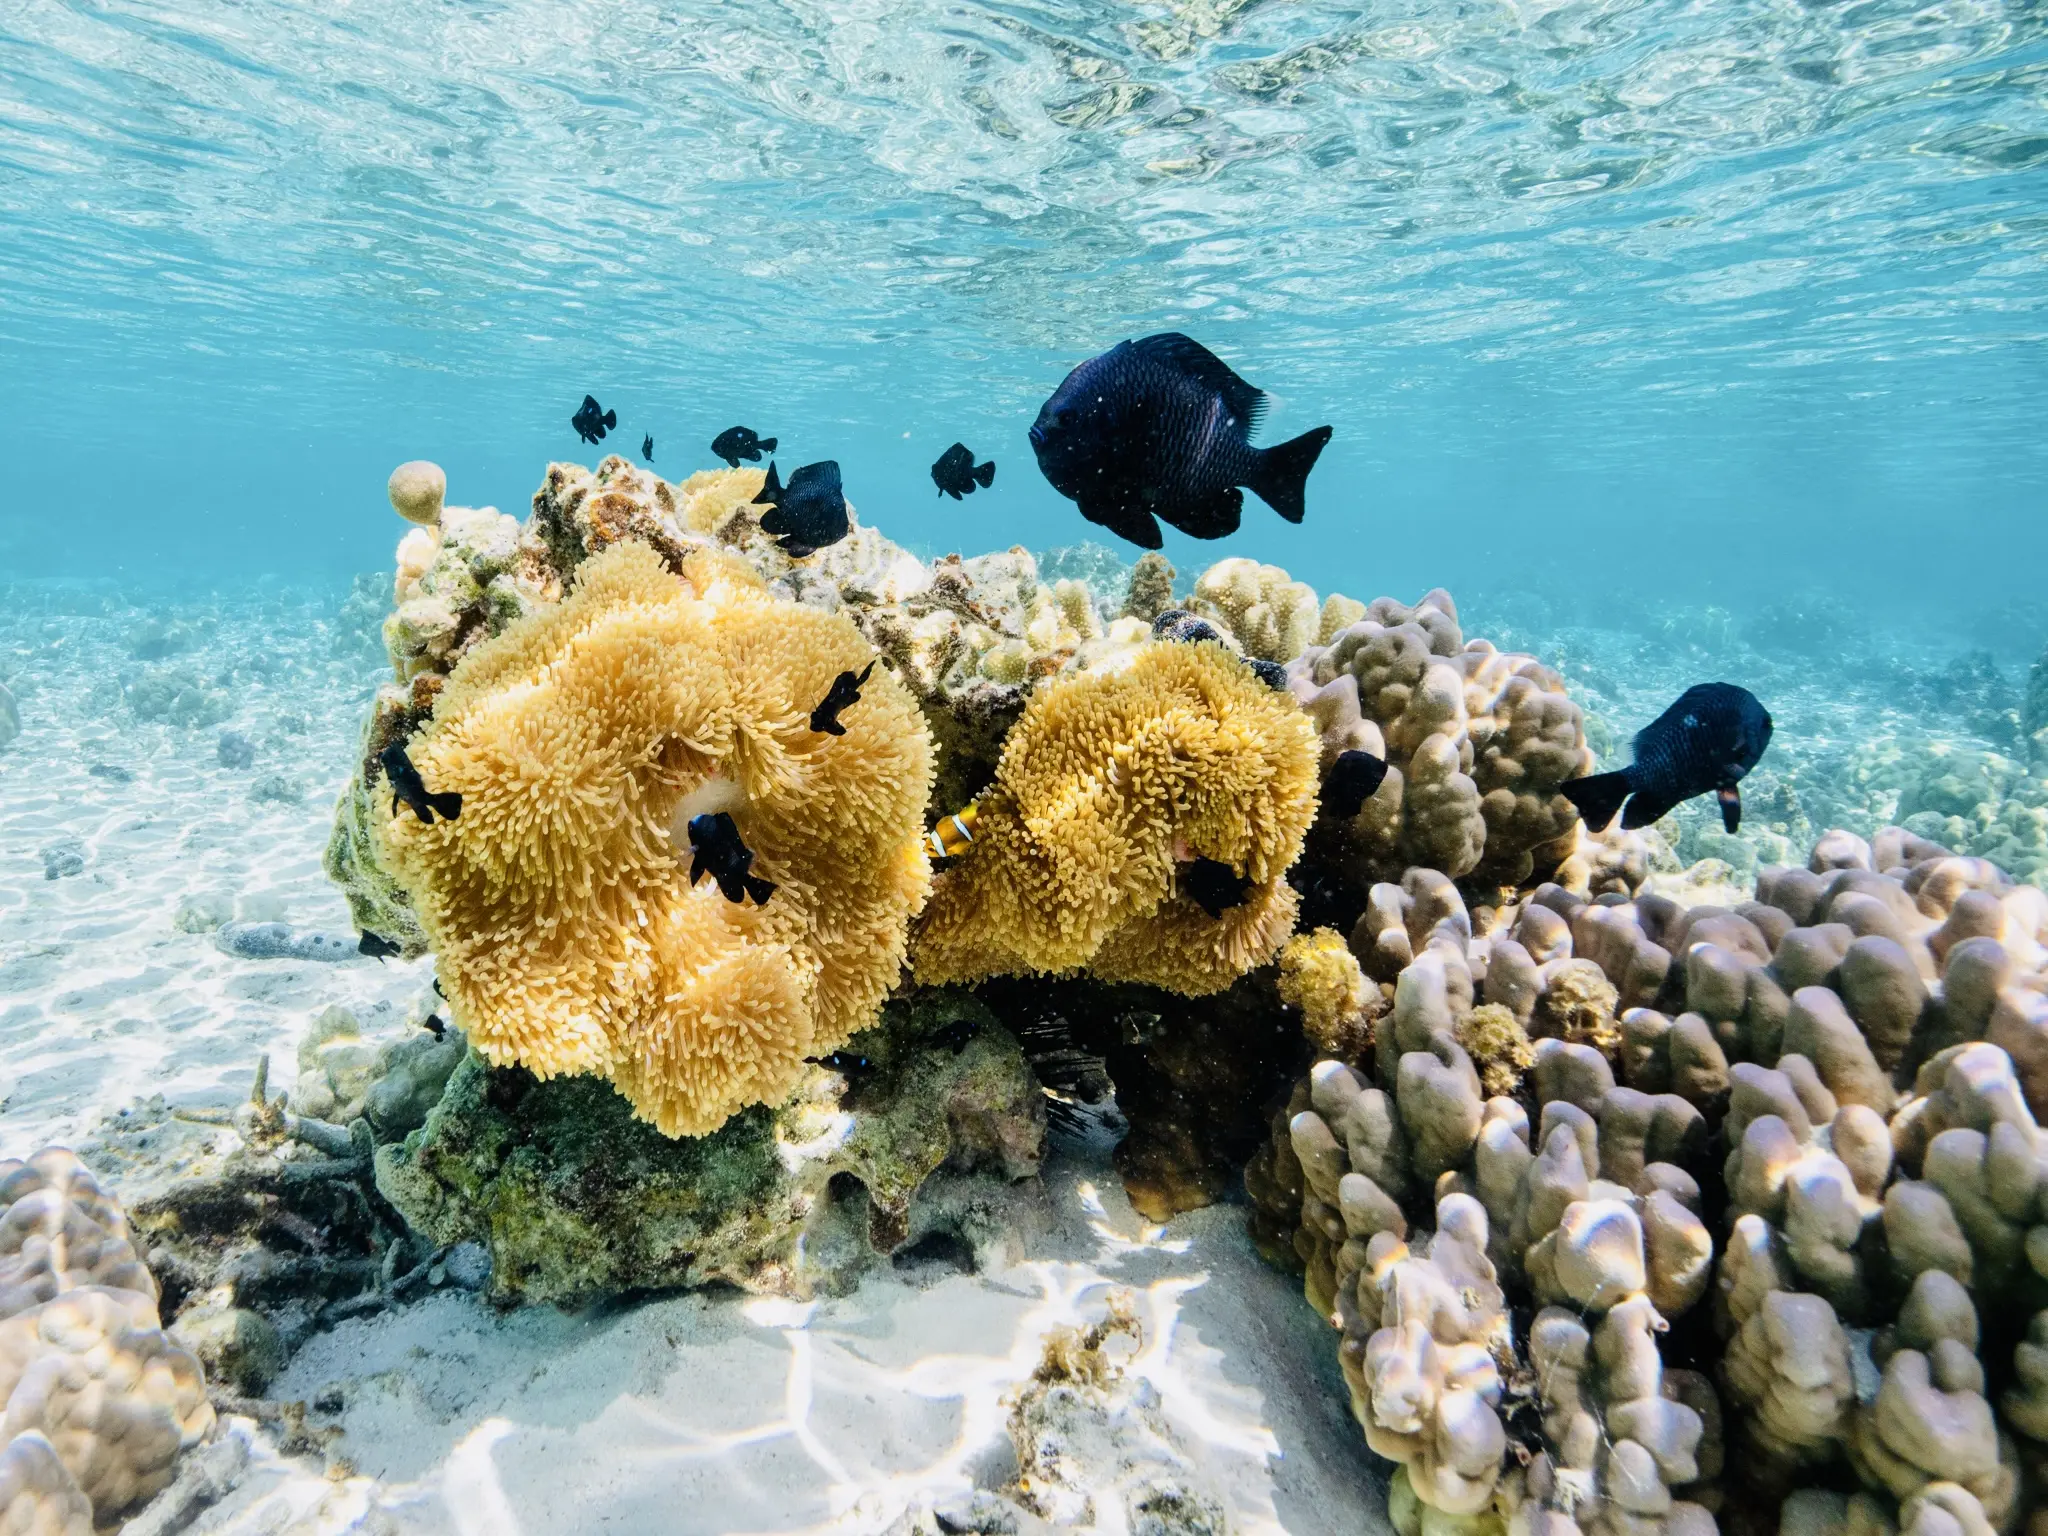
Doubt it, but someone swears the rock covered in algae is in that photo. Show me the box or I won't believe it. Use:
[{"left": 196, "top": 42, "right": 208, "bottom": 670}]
[{"left": 373, "top": 995, "right": 1045, "bottom": 1306}]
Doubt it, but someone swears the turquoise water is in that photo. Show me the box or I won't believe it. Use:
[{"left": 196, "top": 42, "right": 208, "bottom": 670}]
[{"left": 4, "top": 0, "right": 2046, "bottom": 611}]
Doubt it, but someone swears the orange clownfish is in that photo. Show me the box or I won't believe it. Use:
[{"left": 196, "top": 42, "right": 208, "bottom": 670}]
[{"left": 924, "top": 804, "right": 979, "bottom": 861}]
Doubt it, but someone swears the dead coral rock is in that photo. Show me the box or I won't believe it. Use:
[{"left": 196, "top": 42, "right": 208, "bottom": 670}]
[{"left": 1004, "top": 1291, "right": 1230, "bottom": 1535}]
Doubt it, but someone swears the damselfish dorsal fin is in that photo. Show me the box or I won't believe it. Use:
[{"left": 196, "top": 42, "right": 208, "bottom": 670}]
[
  {"left": 752, "top": 462, "right": 782, "bottom": 504},
  {"left": 1130, "top": 333, "right": 1267, "bottom": 434}
]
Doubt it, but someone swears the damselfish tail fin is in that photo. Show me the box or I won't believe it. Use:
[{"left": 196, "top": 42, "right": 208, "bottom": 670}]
[
  {"left": 1561, "top": 769, "right": 1633, "bottom": 833},
  {"left": 427, "top": 791, "right": 464, "bottom": 822},
  {"left": 1249, "top": 426, "right": 1333, "bottom": 523},
  {"left": 603, "top": 409, "right": 616, "bottom": 429},
  {"left": 974, "top": 460, "right": 995, "bottom": 488},
  {"left": 760, "top": 437, "right": 778, "bottom": 454},
  {"left": 745, "top": 874, "right": 777, "bottom": 906}
]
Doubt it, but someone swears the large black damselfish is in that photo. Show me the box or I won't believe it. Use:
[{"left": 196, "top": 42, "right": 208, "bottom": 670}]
[{"left": 1028, "top": 333, "right": 1332, "bottom": 550}]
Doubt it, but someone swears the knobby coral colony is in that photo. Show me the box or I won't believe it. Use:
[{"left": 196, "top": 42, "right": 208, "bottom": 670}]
[
  {"left": 909, "top": 637, "right": 1322, "bottom": 995},
  {"left": 0, "top": 1150, "right": 214, "bottom": 1529},
  {"left": 1248, "top": 826, "right": 2048, "bottom": 1535},
  {"left": 332, "top": 453, "right": 2048, "bottom": 1531}
]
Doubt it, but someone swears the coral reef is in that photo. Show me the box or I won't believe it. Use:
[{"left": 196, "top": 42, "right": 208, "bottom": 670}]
[
  {"left": 123, "top": 665, "right": 232, "bottom": 728},
  {"left": 376, "top": 538, "right": 934, "bottom": 1136},
  {"left": 979, "top": 967, "right": 1312, "bottom": 1222},
  {"left": 373, "top": 995, "right": 1045, "bottom": 1305},
  {"left": 1185, "top": 556, "right": 1361, "bottom": 663},
  {"left": 912, "top": 638, "right": 1319, "bottom": 995},
  {"left": 1289, "top": 588, "right": 1594, "bottom": 893},
  {"left": 1247, "top": 826, "right": 2048, "bottom": 1533},
  {"left": 0, "top": 1149, "right": 214, "bottom": 1527}
]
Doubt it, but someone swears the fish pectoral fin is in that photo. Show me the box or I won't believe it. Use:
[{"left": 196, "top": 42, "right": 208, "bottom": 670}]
[
  {"left": 1718, "top": 784, "right": 1743, "bottom": 834},
  {"left": 1078, "top": 496, "right": 1164, "bottom": 550},
  {"left": 1131, "top": 333, "right": 1267, "bottom": 434},
  {"left": 1163, "top": 487, "right": 1243, "bottom": 540},
  {"left": 1561, "top": 769, "right": 1634, "bottom": 833},
  {"left": 1249, "top": 426, "right": 1333, "bottom": 523}
]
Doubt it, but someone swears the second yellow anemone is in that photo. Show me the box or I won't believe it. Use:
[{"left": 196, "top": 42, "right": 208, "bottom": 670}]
[{"left": 911, "top": 640, "right": 1319, "bottom": 994}]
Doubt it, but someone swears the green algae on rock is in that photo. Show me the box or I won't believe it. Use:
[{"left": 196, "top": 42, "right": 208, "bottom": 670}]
[
  {"left": 373, "top": 993, "right": 1045, "bottom": 1306},
  {"left": 321, "top": 760, "right": 428, "bottom": 958}
]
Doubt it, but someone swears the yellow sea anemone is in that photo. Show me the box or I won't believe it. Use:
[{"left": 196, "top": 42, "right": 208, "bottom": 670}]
[
  {"left": 376, "top": 539, "right": 933, "bottom": 1136},
  {"left": 910, "top": 640, "right": 1319, "bottom": 995}
]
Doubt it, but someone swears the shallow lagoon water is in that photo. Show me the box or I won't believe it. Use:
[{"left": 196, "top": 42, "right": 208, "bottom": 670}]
[{"left": 3, "top": 3, "right": 2048, "bottom": 1536}]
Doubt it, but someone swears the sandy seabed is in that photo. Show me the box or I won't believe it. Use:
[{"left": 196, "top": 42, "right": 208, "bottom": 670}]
[{"left": 0, "top": 589, "right": 1390, "bottom": 1535}]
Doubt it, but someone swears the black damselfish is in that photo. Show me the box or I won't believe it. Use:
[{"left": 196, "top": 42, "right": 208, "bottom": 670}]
[
  {"left": 358, "top": 930, "right": 402, "bottom": 961},
  {"left": 1150, "top": 609, "right": 1287, "bottom": 689},
  {"left": 1152, "top": 608, "right": 1224, "bottom": 646},
  {"left": 687, "top": 811, "right": 775, "bottom": 906},
  {"left": 806, "top": 1049, "right": 874, "bottom": 1076},
  {"left": 1562, "top": 683, "right": 1773, "bottom": 835},
  {"left": 931, "top": 442, "right": 995, "bottom": 499},
  {"left": 571, "top": 394, "right": 616, "bottom": 445},
  {"left": 1029, "top": 333, "right": 1333, "bottom": 549},
  {"left": 1184, "top": 857, "right": 1252, "bottom": 918},
  {"left": 753, "top": 460, "right": 850, "bottom": 558},
  {"left": 1326, "top": 749, "right": 1391, "bottom": 820},
  {"left": 712, "top": 426, "right": 776, "bottom": 467},
  {"left": 422, "top": 1014, "right": 446, "bottom": 1039},
  {"left": 379, "top": 741, "right": 462, "bottom": 825},
  {"left": 642, "top": 433, "right": 654, "bottom": 462},
  {"left": 810, "top": 660, "right": 875, "bottom": 736}
]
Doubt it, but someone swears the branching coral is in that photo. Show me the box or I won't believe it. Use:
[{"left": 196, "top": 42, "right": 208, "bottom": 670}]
[
  {"left": 910, "top": 639, "right": 1318, "bottom": 995},
  {"left": 377, "top": 538, "right": 934, "bottom": 1136}
]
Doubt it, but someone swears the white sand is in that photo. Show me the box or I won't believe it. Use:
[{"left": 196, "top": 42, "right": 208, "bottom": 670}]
[
  {"left": 0, "top": 590, "right": 427, "bottom": 1153},
  {"left": 237, "top": 1158, "right": 1388, "bottom": 1536},
  {"left": 0, "top": 594, "right": 1391, "bottom": 1535}
]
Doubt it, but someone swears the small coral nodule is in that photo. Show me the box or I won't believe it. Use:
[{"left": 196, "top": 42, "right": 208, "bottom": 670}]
[
  {"left": 1279, "top": 927, "right": 1379, "bottom": 1063},
  {"left": 910, "top": 638, "right": 1320, "bottom": 995},
  {"left": 376, "top": 539, "right": 935, "bottom": 1137}
]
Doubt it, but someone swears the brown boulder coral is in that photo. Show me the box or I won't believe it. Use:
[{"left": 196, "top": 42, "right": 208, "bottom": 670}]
[
  {"left": 377, "top": 538, "right": 935, "bottom": 1137},
  {"left": 1290, "top": 588, "right": 1593, "bottom": 890},
  {"left": 910, "top": 639, "right": 1319, "bottom": 995},
  {"left": 0, "top": 1151, "right": 213, "bottom": 1528}
]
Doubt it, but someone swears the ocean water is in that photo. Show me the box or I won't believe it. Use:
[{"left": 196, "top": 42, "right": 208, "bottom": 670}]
[
  {"left": 4, "top": 0, "right": 2046, "bottom": 613},
  {"left": 4, "top": 4, "right": 2048, "bottom": 1534}
]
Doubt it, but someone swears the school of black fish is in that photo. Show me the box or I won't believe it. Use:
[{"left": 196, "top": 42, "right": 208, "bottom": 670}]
[{"left": 352, "top": 360, "right": 1779, "bottom": 959}]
